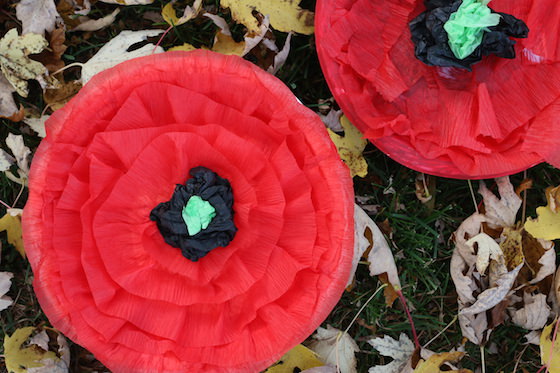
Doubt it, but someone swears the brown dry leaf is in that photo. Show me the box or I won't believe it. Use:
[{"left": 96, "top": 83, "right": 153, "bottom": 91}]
[
  {"left": 414, "top": 173, "right": 434, "bottom": 204},
  {"left": 308, "top": 325, "right": 359, "bottom": 373},
  {"left": 515, "top": 178, "right": 533, "bottom": 197},
  {"left": 525, "top": 185, "right": 560, "bottom": 240},
  {"left": 221, "top": 0, "right": 314, "bottom": 35},
  {"left": 0, "top": 209, "right": 24, "bottom": 258},
  {"left": 34, "top": 27, "right": 67, "bottom": 73},
  {"left": 328, "top": 115, "right": 368, "bottom": 178},
  {"left": 15, "top": 0, "right": 61, "bottom": 36},
  {"left": 44, "top": 79, "right": 81, "bottom": 111},
  {"left": 0, "top": 29, "right": 51, "bottom": 97},
  {"left": 413, "top": 352, "right": 472, "bottom": 373},
  {"left": 56, "top": 0, "right": 82, "bottom": 29},
  {"left": 264, "top": 344, "right": 324, "bottom": 373},
  {"left": 100, "top": 0, "right": 154, "bottom": 4}
]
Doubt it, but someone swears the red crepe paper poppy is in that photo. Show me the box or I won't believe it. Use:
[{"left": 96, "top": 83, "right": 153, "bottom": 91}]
[
  {"left": 315, "top": 0, "right": 560, "bottom": 179},
  {"left": 22, "top": 50, "right": 354, "bottom": 372}
]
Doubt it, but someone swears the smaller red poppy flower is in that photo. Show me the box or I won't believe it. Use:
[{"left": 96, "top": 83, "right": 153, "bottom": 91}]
[
  {"left": 23, "top": 50, "right": 354, "bottom": 373},
  {"left": 316, "top": 0, "right": 560, "bottom": 179}
]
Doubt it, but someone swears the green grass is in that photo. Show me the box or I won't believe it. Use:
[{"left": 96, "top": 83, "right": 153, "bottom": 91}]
[{"left": 1, "top": 1, "right": 559, "bottom": 372}]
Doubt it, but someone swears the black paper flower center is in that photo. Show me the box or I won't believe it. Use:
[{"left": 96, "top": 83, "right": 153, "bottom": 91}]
[
  {"left": 409, "top": 0, "right": 529, "bottom": 70},
  {"left": 150, "top": 166, "right": 237, "bottom": 262}
]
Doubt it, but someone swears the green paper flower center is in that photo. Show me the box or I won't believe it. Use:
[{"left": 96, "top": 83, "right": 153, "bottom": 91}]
[
  {"left": 182, "top": 196, "right": 216, "bottom": 236},
  {"left": 444, "top": 0, "right": 501, "bottom": 59}
]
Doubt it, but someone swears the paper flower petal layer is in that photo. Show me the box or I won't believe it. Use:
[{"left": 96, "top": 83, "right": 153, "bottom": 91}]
[
  {"left": 22, "top": 51, "right": 354, "bottom": 373},
  {"left": 316, "top": 0, "right": 560, "bottom": 178}
]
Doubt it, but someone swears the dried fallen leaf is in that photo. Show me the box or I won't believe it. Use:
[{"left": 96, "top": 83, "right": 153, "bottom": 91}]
[
  {"left": 328, "top": 115, "right": 368, "bottom": 178},
  {"left": 0, "top": 271, "right": 14, "bottom": 312},
  {"left": 44, "top": 79, "right": 81, "bottom": 111},
  {"left": 168, "top": 43, "right": 197, "bottom": 52},
  {"left": 221, "top": 0, "right": 314, "bottom": 35},
  {"left": 308, "top": 325, "right": 359, "bottom": 373},
  {"left": 511, "top": 293, "right": 550, "bottom": 331},
  {"left": 413, "top": 352, "right": 472, "bottom": 373},
  {"left": 24, "top": 115, "right": 49, "bottom": 138},
  {"left": 4, "top": 327, "right": 59, "bottom": 373},
  {"left": 0, "top": 74, "right": 19, "bottom": 118},
  {"left": 80, "top": 30, "right": 164, "bottom": 84},
  {"left": 264, "top": 344, "right": 325, "bottom": 373},
  {"left": 479, "top": 177, "right": 522, "bottom": 228},
  {"left": 0, "top": 209, "right": 25, "bottom": 257},
  {"left": 354, "top": 204, "right": 400, "bottom": 305},
  {"left": 34, "top": 27, "right": 67, "bottom": 73},
  {"left": 27, "top": 329, "right": 70, "bottom": 373},
  {"left": 15, "top": 0, "right": 61, "bottom": 36},
  {"left": 73, "top": 8, "right": 121, "bottom": 32},
  {"left": 368, "top": 333, "right": 415, "bottom": 373},
  {"left": 525, "top": 185, "right": 560, "bottom": 240},
  {"left": 100, "top": 0, "right": 154, "bottom": 4},
  {"left": 5, "top": 133, "right": 31, "bottom": 185},
  {"left": 320, "top": 109, "right": 343, "bottom": 132},
  {"left": 540, "top": 320, "right": 560, "bottom": 372},
  {"left": 0, "top": 29, "right": 50, "bottom": 97},
  {"left": 162, "top": 0, "right": 202, "bottom": 26}
]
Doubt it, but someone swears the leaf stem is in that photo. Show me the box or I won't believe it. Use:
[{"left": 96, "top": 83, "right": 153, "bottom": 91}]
[{"left": 397, "top": 289, "right": 421, "bottom": 349}]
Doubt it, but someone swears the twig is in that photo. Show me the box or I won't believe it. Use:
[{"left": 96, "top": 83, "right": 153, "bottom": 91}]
[
  {"left": 52, "top": 62, "right": 85, "bottom": 76},
  {"left": 481, "top": 345, "right": 486, "bottom": 373},
  {"left": 422, "top": 315, "right": 458, "bottom": 349},
  {"left": 397, "top": 289, "right": 421, "bottom": 349},
  {"left": 153, "top": 25, "right": 174, "bottom": 53},
  {"left": 512, "top": 344, "right": 529, "bottom": 373},
  {"left": 521, "top": 169, "right": 528, "bottom": 223},
  {"left": 12, "top": 181, "right": 26, "bottom": 208},
  {"left": 467, "top": 180, "right": 479, "bottom": 214}
]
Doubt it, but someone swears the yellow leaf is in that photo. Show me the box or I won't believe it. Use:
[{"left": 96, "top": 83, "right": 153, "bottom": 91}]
[
  {"left": 212, "top": 32, "right": 245, "bottom": 56},
  {"left": 162, "top": 0, "right": 202, "bottom": 27},
  {"left": 525, "top": 185, "right": 560, "bottom": 240},
  {"left": 499, "top": 227, "right": 524, "bottom": 271},
  {"left": 264, "top": 344, "right": 324, "bottom": 372},
  {"left": 0, "top": 210, "right": 24, "bottom": 258},
  {"left": 328, "top": 115, "right": 368, "bottom": 178},
  {"left": 168, "top": 43, "right": 198, "bottom": 52},
  {"left": 4, "top": 327, "right": 58, "bottom": 373},
  {"left": 540, "top": 320, "right": 560, "bottom": 372},
  {"left": 220, "top": 0, "right": 314, "bottom": 35},
  {"left": 414, "top": 351, "right": 473, "bottom": 373}
]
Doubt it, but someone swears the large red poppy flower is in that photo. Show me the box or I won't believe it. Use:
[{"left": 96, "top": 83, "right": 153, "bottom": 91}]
[
  {"left": 316, "top": 0, "right": 560, "bottom": 179},
  {"left": 22, "top": 51, "right": 354, "bottom": 372}
]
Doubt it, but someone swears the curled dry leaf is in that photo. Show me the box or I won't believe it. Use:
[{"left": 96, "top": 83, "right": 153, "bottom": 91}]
[
  {"left": 320, "top": 109, "right": 343, "bottom": 132},
  {"left": 44, "top": 78, "right": 82, "bottom": 111},
  {"left": 99, "top": 0, "right": 154, "bottom": 4},
  {"left": 0, "top": 271, "right": 14, "bottom": 312},
  {"left": 510, "top": 293, "right": 550, "bottom": 331},
  {"left": 80, "top": 30, "right": 164, "bottom": 84},
  {"left": 220, "top": 0, "right": 314, "bottom": 35},
  {"left": 264, "top": 344, "right": 324, "bottom": 373},
  {"left": 353, "top": 204, "right": 400, "bottom": 305},
  {"left": 0, "top": 29, "right": 51, "bottom": 97},
  {"left": 525, "top": 185, "right": 560, "bottom": 240},
  {"left": 267, "top": 32, "right": 292, "bottom": 75},
  {"left": 15, "top": 0, "right": 61, "bottom": 36},
  {"left": 328, "top": 115, "right": 368, "bottom": 178},
  {"left": 308, "top": 325, "right": 359, "bottom": 373},
  {"left": 73, "top": 8, "right": 121, "bottom": 32},
  {"left": 479, "top": 177, "right": 521, "bottom": 228},
  {"left": 368, "top": 333, "right": 415, "bottom": 373}
]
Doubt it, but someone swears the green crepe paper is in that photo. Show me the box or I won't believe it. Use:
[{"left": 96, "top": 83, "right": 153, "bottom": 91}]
[
  {"left": 182, "top": 196, "right": 216, "bottom": 236},
  {"left": 444, "top": 0, "right": 501, "bottom": 59}
]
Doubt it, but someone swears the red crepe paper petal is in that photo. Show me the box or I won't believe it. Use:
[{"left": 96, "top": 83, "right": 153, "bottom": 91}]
[
  {"left": 22, "top": 51, "right": 354, "bottom": 372},
  {"left": 316, "top": 0, "right": 560, "bottom": 179}
]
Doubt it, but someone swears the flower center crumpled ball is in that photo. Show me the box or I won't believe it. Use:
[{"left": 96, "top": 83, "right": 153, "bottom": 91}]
[
  {"left": 316, "top": 0, "right": 560, "bottom": 178},
  {"left": 22, "top": 51, "right": 354, "bottom": 373}
]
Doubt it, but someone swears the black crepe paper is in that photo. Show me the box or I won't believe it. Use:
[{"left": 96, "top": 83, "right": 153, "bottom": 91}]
[
  {"left": 150, "top": 167, "right": 237, "bottom": 262},
  {"left": 410, "top": 0, "right": 529, "bottom": 70}
]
